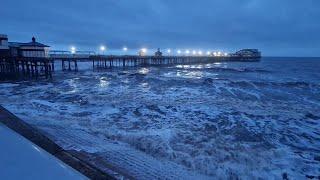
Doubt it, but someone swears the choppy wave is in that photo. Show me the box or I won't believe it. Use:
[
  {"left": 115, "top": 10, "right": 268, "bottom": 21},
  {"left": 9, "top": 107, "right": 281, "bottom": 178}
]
[
  {"left": 0, "top": 58, "right": 319, "bottom": 179},
  {"left": 175, "top": 64, "right": 272, "bottom": 73}
]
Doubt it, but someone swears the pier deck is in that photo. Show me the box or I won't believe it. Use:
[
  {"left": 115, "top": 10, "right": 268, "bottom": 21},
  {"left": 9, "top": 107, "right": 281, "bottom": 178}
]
[
  {"left": 0, "top": 55, "right": 259, "bottom": 79},
  {"left": 0, "top": 57, "right": 54, "bottom": 80},
  {"left": 52, "top": 55, "right": 260, "bottom": 71}
]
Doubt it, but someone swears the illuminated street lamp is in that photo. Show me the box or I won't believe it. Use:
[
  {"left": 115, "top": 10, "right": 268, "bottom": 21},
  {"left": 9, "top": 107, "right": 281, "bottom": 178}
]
[
  {"left": 123, "top": 46, "right": 128, "bottom": 52},
  {"left": 198, "top": 50, "right": 203, "bottom": 56},
  {"left": 177, "top": 50, "right": 181, "bottom": 55},
  {"left": 100, "top": 45, "right": 106, "bottom": 55},
  {"left": 224, "top": 53, "right": 228, "bottom": 56},
  {"left": 207, "top": 51, "right": 211, "bottom": 56},
  {"left": 167, "top": 49, "right": 171, "bottom": 54},
  {"left": 71, "top": 46, "right": 76, "bottom": 54},
  {"left": 185, "top": 50, "right": 190, "bottom": 55},
  {"left": 139, "top": 48, "right": 147, "bottom": 56},
  {"left": 192, "top": 50, "right": 196, "bottom": 55},
  {"left": 100, "top": 46, "right": 106, "bottom": 51}
]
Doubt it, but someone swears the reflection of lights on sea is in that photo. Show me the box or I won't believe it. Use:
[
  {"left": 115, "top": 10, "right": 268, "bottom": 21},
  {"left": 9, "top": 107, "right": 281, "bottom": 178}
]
[
  {"left": 185, "top": 71, "right": 204, "bottom": 79},
  {"left": 176, "top": 65, "right": 191, "bottom": 69},
  {"left": 141, "top": 82, "right": 149, "bottom": 88},
  {"left": 99, "top": 77, "right": 109, "bottom": 88},
  {"left": 66, "top": 78, "right": 78, "bottom": 93},
  {"left": 138, "top": 68, "right": 150, "bottom": 74},
  {"left": 176, "top": 64, "right": 205, "bottom": 69}
]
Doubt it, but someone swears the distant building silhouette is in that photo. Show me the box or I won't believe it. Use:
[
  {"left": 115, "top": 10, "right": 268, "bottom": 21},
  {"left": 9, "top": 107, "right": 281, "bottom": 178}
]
[{"left": 232, "top": 49, "right": 261, "bottom": 58}]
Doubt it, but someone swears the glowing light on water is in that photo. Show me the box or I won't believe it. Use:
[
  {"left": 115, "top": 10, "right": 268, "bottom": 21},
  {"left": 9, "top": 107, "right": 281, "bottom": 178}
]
[
  {"left": 185, "top": 71, "right": 204, "bottom": 79},
  {"left": 99, "top": 77, "right": 109, "bottom": 88},
  {"left": 67, "top": 78, "right": 78, "bottom": 93},
  {"left": 138, "top": 67, "right": 150, "bottom": 74},
  {"left": 141, "top": 82, "right": 149, "bottom": 88}
]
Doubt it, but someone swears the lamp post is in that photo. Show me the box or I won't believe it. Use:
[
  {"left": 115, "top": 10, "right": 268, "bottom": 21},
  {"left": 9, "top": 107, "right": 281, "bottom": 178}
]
[
  {"left": 139, "top": 48, "right": 147, "bottom": 56},
  {"left": 71, "top": 46, "right": 76, "bottom": 54},
  {"left": 122, "top": 47, "right": 128, "bottom": 55},
  {"left": 167, "top": 49, "right": 171, "bottom": 55},
  {"left": 100, "top": 45, "right": 106, "bottom": 55},
  {"left": 185, "top": 50, "right": 190, "bottom": 56}
]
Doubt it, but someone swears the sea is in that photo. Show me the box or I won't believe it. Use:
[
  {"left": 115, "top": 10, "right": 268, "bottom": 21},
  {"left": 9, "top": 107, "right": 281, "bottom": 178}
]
[{"left": 0, "top": 57, "right": 319, "bottom": 179}]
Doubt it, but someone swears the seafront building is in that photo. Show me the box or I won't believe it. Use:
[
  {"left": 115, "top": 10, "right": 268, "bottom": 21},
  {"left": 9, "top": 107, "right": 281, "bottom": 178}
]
[
  {"left": 0, "top": 34, "right": 50, "bottom": 58},
  {"left": 0, "top": 34, "right": 9, "bottom": 57},
  {"left": 0, "top": 34, "right": 54, "bottom": 80},
  {"left": 232, "top": 49, "right": 261, "bottom": 58}
]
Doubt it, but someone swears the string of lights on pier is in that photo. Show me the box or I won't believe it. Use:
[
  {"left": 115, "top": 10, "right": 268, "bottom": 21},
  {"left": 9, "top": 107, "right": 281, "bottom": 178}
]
[{"left": 69, "top": 45, "right": 230, "bottom": 57}]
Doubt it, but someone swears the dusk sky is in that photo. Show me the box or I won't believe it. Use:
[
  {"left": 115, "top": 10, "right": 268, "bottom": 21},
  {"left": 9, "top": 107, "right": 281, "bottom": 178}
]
[{"left": 1, "top": 0, "right": 320, "bottom": 56}]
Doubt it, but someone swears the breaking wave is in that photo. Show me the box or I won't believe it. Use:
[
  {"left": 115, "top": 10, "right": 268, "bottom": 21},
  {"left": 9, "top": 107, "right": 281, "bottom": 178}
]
[{"left": 0, "top": 58, "right": 319, "bottom": 179}]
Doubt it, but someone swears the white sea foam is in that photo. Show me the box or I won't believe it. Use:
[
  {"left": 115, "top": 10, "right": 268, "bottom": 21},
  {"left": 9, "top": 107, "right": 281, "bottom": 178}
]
[{"left": 0, "top": 59, "right": 319, "bottom": 179}]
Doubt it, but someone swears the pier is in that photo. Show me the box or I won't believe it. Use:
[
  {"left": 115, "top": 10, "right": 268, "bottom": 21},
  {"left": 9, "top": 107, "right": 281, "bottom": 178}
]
[
  {"left": 91, "top": 55, "right": 231, "bottom": 69},
  {"left": 1, "top": 34, "right": 262, "bottom": 80},
  {"left": 51, "top": 55, "right": 260, "bottom": 71},
  {"left": 0, "top": 57, "right": 54, "bottom": 80},
  {"left": 0, "top": 55, "right": 259, "bottom": 80}
]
